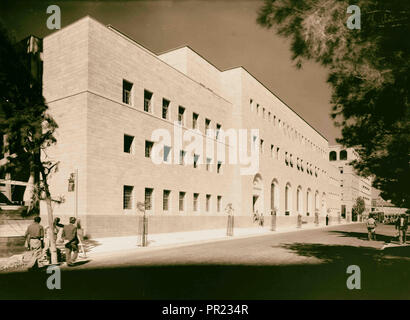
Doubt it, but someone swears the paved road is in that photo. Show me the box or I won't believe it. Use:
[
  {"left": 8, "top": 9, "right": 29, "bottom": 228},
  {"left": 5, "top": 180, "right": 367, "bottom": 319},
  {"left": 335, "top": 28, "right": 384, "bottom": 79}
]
[{"left": 1, "top": 223, "right": 409, "bottom": 299}]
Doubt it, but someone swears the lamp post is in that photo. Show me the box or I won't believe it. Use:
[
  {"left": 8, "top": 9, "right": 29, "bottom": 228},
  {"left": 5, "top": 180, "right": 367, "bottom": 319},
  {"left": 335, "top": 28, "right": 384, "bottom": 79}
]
[
  {"left": 68, "top": 170, "right": 78, "bottom": 218},
  {"left": 225, "top": 203, "right": 234, "bottom": 237},
  {"left": 137, "top": 201, "right": 148, "bottom": 247},
  {"left": 271, "top": 207, "right": 277, "bottom": 231}
]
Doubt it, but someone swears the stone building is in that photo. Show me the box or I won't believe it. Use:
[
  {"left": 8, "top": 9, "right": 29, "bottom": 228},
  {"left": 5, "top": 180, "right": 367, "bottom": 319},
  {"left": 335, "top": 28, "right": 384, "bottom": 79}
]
[
  {"left": 328, "top": 145, "right": 372, "bottom": 221},
  {"left": 41, "top": 16, "right": 342, "bottom": 237}
]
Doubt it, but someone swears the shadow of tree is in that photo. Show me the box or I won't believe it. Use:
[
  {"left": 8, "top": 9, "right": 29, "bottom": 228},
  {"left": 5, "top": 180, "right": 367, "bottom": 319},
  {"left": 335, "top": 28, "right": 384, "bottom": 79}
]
[
  {"left": 281, "top": 242, "right": 410, "bottom": 265},
  {"left": 281, "top": 243, "right": 384, "bottom": 264},
  {"left": 328, "top": 230, "right": 393, "bottom": 243}
]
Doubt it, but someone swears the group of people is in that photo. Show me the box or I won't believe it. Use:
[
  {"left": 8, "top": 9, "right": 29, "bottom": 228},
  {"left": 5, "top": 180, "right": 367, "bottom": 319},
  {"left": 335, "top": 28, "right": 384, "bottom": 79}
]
[
  {"left": 24, "top": 216, "right": 81, "bottom": 267},
  {"left": 366, "top": 214, "right": 408, "bottom": 244}
]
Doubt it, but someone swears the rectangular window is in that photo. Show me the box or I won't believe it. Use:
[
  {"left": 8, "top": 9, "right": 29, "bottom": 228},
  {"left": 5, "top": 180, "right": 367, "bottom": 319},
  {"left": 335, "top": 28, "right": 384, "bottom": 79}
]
[
  {"left": 179, "top": 192, "right": 185, "bottom": 212},
  {"left": 162, "top": 98, "right": 170, "bottom": 119},
  {"left": 271, "top": 144, "right": 274, "bottom": 158},
  {"left": 122, "top": 80, "right": 133, "bottom": 105},
  {"left": 145, "top": 140, "right": 153, "bottom": 158},
  {"left": 217, "top": 161, "right": 222, "bottom": 174},
  {"left": 206, "top": 194, "right": 211, "bottom": 212},
  {"left": 250, "top": 99, "right": 253, "bottom": 111},
  {"left": 163, "top": 190, "right": 170, "bottom": 211},
  {"left": 206, "top": 158, "right": 212, "bottom": 172},
  {"left": 263, "top": 107, "right": 265, "bottom": 119},
  {"left": 216, "top": 123, "right": 221, "bottom": 139},
  {"left": 178, "top": 106, "right": 185, "bottom": 126},
  {"left": 193, "top": 193, "right": 199, "bottom": 212},
  {"left": 179, "top": 150, "right": 186, "bottom": 165},
  {"left": 260, "top": 139, "right": 264, "bottom": 154},
  {"left": 144, "top": 90, "right": 153, "bottom": 113},
  {"left": 192, "top": 113, "right": 199, "bottom": 129},
  {"left": 256, "top": 104, "right": 260, "bottom": 115},
  {"left": 276, "top": 147, "right": 280, "bottom": 159},
  {"left": 123, "top": 185, "right": 134, "bottom": 210},
  {"left": 193, "top": 154, "right": 199, "bottom": 168},
  {"left": 163, "top": 145, "right": 171, "bottom": 163},
  {"left": 205, "top": 118, "right": 211, "bottom": 136},
  {"left": 145, "top": 188, "right": 153, "bottom": 211},
  {"left": 217, "top": 196, "right": 222, "bottom": 212},
  {"left": 124, "top": 134, "right": 134, "bottom": 154}
]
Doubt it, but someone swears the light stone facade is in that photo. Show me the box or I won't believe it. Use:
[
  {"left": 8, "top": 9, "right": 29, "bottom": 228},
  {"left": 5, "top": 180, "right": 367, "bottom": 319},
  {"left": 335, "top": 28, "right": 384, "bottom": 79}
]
[
  {"left": 328, "top": 145, "right": 372, "bottom": 221},
  {"left": 41, "top": 16, "right": 342, "bottom": 237}
]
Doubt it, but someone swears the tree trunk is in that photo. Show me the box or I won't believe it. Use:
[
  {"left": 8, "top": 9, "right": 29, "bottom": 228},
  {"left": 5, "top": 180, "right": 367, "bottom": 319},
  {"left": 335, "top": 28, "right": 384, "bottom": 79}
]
[
  {"left": 40, "top": 169, "right": 57, "bottom": 265},
  {"left": 45, "top": 195, "right": 58, "bottom": 264}
]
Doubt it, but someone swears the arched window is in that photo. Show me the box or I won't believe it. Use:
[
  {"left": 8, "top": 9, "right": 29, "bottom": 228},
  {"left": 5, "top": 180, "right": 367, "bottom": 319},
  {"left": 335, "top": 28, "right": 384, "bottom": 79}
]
[
  {"left": 296, "top": 186, "right": 302, "bottom": 213},
  {"left": 314, "top": 191, "right": 319, "bottom": 213},
  {"left": 340, "top": 150, "right": 347, "bottom": 160},
  {"left": 271, "top": 179, "right": 279, "bottom": 213},
  {"left": 306, "top": 189, "right": 311, "bottom": 215},
  {"left": 285, "top": 183, "right": 292, "bottom": 215},
  {"left": 329, "top": 151, "right": 337, "bottom": 161}
]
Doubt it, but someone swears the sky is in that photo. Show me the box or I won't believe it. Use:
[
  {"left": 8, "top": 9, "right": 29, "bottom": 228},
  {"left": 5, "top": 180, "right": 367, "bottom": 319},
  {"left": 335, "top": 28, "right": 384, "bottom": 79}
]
[{"left": 0, "top": 0, "right": 341, "bottom": 143}]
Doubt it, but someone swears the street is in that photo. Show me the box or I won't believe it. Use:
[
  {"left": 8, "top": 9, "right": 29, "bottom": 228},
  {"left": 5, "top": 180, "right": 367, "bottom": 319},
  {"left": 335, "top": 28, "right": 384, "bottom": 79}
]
[{"left": 1, "top": 223, "right": 409, "bottom": 299}]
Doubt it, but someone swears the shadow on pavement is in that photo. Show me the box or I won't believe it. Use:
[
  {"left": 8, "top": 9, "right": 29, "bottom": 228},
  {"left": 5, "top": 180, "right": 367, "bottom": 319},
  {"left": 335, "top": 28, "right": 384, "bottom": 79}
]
[
  {"left": 1, "top": 242, "right": 409, "bottom": 300},
  {"left": 281, "top": 243, "right": 384, "bottom": 264},
  {"left": 328, "top": 230, "right": 393, "bottom": 243}
]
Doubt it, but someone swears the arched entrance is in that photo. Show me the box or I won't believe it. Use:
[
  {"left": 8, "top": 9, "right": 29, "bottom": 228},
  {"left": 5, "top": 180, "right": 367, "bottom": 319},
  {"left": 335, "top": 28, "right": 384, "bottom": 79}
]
[
  {"left": 252, "top": 174, "right": 264, "bottom": 215},
  {"left": 270, "top": 179, "right": 279, "bottom": 214}
]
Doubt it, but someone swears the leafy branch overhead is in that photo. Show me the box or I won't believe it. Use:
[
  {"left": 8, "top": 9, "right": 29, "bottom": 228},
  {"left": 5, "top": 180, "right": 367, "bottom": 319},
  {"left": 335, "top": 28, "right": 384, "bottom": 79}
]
[
  {"left": 0, "top": 21, "right": 60, "bottom": 264},
  {"left": 257, "top": 0, "right": 410, "bottom": 208}
]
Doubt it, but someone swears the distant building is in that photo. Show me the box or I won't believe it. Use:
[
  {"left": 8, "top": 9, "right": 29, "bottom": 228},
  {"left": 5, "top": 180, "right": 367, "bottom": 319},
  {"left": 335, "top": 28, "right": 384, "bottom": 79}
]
[
  {"left": 40, "top": 16, "right": 343, "bottom": 237},
  {"left": 371, "top": 188, "right": 407, "bottom": 217},
  {"left": 328, "top": 146, "right": 372, "bottom": 221}
]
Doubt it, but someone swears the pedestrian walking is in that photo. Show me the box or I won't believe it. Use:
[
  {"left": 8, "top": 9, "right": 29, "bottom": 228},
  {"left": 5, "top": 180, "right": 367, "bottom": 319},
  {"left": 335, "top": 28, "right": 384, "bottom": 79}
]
[
  {"left": 24, "top": 216, "right": 44, "bottom": 269},
  {"left": 395, "top": 214, "right": 408, "bottom": 244},
  {"left": 259, "top": 212, "right": 264, "bottom": 227},
  {"left": 62, "top": 217, "right": 79, "bottom": 266},
  {"left": 326, "top": 214, "right": 329, "bottom": 226},
  {"left": 366, "top": 215, "right": 377, "bottom": 241}
]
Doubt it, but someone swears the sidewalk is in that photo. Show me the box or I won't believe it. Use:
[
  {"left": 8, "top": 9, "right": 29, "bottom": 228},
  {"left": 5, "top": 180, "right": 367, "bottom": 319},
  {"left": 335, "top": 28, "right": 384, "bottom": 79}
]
[{"left": 84, "top": 221, "right": 358, "bottom": 257}]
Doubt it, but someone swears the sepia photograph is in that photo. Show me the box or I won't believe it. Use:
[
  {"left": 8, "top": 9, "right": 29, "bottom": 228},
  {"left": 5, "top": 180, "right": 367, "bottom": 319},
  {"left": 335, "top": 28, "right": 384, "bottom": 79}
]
[{"left": 0, "top": 0, "right": 409, "bottom": 308}]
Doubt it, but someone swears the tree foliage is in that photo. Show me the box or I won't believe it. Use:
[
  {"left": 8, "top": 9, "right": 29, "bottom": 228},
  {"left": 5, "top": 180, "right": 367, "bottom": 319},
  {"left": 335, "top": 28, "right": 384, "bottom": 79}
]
[
  {"left": 0, "top": 23, "right": 58, "bottom": 204},
  {"left": 0, "top": 22, "right": 60, "bottom": 263},
  {"left": 353, "top": 196, "right": 366, "bottom": 216},
  {"left": 257, "top": 0, "right": 410, "bottom": 208}
]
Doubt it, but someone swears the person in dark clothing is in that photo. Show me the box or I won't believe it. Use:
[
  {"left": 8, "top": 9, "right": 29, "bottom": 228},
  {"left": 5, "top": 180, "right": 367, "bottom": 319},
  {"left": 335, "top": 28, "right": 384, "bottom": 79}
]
[
  {"left": 326, "top": 214, "right": 329, "bottom": 226},
  {"left": 62, "top": 217, "right": 79, "bottom": 266},
  {"left": 24, "top": 216, "right": 44, "bottom": 268},
  {"left": 25, "top": 216, "right": 44, "bottom": 250},
  {"left": 396, "top": 214, "right": 408, "bottom": 244}
]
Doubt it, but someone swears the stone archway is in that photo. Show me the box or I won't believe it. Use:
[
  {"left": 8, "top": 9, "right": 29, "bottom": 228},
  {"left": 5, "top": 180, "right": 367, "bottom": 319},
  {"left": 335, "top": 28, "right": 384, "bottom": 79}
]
[{"left": 252, "top": 174, "right": 264, "bottom": 215}]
